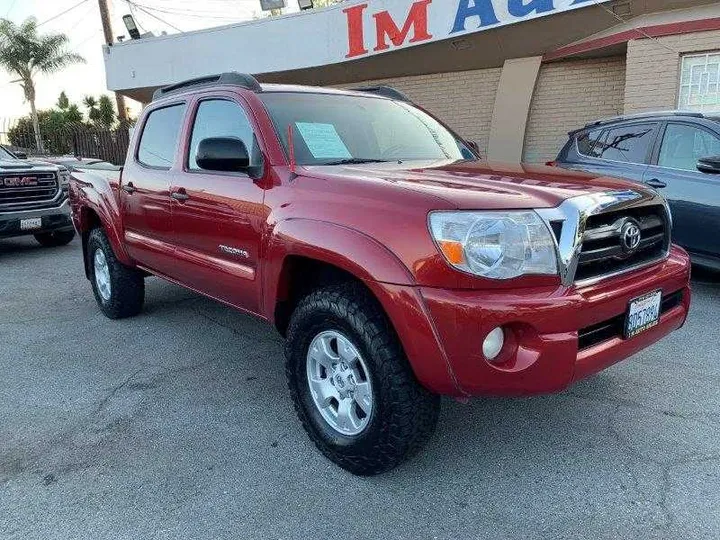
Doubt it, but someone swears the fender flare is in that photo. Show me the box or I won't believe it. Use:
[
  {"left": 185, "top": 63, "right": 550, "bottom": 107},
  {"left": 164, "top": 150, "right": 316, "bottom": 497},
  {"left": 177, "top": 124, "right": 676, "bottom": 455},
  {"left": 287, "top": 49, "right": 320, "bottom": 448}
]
[
  {"left": 263, "top": 218, "right": 461, "bottom": 395},
  {"left": 263, "top": 218, "right": 415, "bottom": 314},
  {"left": 72, "top": 173, "right": 133, "bottom": 275}
]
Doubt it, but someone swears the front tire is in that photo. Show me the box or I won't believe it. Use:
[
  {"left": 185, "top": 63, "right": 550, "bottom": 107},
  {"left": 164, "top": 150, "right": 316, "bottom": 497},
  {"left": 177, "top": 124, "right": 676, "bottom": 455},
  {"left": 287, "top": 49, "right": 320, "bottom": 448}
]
[
  {"left": 87, "top": 228, "right": 145, "bottom": 319},
  {"left": 285, "top": 281, "right": 440, "bottom": 475},
  {"left": 34, "top": 230, "right": 75, "bottom": 247}
]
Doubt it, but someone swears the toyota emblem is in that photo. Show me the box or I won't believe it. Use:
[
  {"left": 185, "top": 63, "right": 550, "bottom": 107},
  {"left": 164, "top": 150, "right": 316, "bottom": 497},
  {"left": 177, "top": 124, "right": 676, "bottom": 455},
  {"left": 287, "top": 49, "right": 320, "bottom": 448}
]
[{"left": 620, "top": 219, "right": 641, "bottom": 252}]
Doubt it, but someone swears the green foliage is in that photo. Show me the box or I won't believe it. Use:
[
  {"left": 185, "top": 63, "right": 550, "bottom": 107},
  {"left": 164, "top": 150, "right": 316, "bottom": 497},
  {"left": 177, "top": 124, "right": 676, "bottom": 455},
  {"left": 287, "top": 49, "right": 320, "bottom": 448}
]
[
  {"left": 57, "top": 91, "right": 69, "bottom": 110},
  {"left": 0, "top": 17, "right": 85, "bottom": 152},
  {"left": 7, "top": 92, "right": 88, "bottom": 154},
  {"left": 97, "top": 95, "right": 116, "bottom": 127}
]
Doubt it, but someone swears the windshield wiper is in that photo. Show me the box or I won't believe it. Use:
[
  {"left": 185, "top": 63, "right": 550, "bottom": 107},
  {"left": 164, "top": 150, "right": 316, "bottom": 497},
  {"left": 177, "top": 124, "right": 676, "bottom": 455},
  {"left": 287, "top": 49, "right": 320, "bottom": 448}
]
[{"left": 321, "top": 158, "right": 392, "bottom": 166}]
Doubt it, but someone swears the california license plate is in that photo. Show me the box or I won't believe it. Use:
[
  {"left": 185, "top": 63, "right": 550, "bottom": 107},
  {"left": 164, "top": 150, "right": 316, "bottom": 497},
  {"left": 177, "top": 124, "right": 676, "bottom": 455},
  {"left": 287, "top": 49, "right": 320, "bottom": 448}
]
[
  {"left": 624, "top": 290, "right": 662, "bottom": 339},
  {"left": 20, "top": 218, "right": 42, "bottom": 230}
]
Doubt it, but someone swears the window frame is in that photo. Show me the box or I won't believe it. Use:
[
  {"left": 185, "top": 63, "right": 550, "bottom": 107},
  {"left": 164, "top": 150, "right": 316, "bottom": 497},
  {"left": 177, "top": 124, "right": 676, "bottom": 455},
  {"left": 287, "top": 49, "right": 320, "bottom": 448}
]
[
  {"left": 650, "top": 120, "right": 720, "bottom": 173},
  {"left": 678, "top": 51, "right": 720, "bottom": 113},
  {"left": 574, "top": 121, "right": 660, "bottom": 165},
  {"left": 182, "top": 95, "right": 261, "bottom": 179},
  {"left": 134, "top": 101, "right": 188, "bottom": 171}
]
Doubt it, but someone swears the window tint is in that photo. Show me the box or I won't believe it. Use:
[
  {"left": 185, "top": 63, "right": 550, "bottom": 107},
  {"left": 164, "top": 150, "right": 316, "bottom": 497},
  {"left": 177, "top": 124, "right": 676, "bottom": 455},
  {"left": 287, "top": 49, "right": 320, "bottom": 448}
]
[
  {"left": 658, "top": 123, "right": 720, "bottom": 171},
  {"left": 576, "top": 129, "right": 602, "bottom": 157},
  {"left": 137, "top": 104, "right": 186, "bottom": 168},
  {"left": 592, "top": 123, "right": 656, "bottom": 163},
  {"left": 189, "top": 100, "right": 256, "bottom": 170}
]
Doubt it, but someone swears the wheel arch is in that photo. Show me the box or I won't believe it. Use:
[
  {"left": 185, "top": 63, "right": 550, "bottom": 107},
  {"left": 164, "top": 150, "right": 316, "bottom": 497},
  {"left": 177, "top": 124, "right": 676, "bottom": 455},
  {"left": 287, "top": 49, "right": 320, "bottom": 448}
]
[
  {"left": 264, "top": 219, "right": 460, "bottom": 395},
  {"left": 264, "top": 218, "right": 415, "bottom": 333},
  {"left": 76, "top": 204, "right": 133, "bottom": 279}
]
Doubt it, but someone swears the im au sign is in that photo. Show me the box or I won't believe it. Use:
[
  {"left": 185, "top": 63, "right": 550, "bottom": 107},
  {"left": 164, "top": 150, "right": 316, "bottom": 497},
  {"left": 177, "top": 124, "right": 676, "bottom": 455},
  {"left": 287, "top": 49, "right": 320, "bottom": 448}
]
[{"left": 341, "top": 0, "right": 609, "bottom": 59}]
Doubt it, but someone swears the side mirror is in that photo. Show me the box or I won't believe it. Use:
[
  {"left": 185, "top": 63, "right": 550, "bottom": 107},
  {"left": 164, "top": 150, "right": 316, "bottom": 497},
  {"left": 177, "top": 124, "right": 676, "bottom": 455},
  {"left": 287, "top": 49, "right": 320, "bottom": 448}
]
[
  {"left": 14, "top": 151, "right": 27, "bottom": 159},
  {"left": 466, "top": 140, "right": 480, "bottom": 155},
  {"left": 697, "top": 155, "right": 720, "bottom": 174},
  {"left": 196, "top": 137, "right": 249, "bottom": 172}
]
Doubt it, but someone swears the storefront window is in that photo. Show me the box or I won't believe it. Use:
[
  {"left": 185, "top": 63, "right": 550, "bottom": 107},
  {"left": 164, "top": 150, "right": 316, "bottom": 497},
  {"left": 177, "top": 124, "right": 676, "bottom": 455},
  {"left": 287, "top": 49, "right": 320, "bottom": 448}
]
[{"left": 679, "top": 52, "right": 720, "bottom": 112}]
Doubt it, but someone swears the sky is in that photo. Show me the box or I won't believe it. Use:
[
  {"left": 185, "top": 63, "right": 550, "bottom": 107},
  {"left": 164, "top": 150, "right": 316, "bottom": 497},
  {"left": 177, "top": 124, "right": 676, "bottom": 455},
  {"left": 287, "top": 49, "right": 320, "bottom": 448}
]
[{"left": 0, "top": 0, "right": 302, "bottom": 122}]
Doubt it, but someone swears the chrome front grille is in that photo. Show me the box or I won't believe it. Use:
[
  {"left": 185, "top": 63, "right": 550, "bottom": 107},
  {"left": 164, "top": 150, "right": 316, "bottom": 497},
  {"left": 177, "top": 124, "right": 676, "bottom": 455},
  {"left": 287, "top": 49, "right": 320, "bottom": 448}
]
[
  {"left": 537, "top": 190, "right": 671, "bottom": 286},
  {"left": 574, "top": 205, "right": 670, "bottom": 282},
  {"left": 0, "top": 172, "right": 59, "bottom": 210}
]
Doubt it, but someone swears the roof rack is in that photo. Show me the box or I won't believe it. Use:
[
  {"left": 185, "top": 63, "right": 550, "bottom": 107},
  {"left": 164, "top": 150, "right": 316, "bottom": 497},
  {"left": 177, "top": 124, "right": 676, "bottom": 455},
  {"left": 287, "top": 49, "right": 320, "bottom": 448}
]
[
  {"left": 350, "top": 85, "right": 411, "bottom": 102},
  {"left": 584, "top": 110, "right": 704, "bottom": 128},
  {"left": 152, "top": 72, "right": 262, "bottom": 101}
]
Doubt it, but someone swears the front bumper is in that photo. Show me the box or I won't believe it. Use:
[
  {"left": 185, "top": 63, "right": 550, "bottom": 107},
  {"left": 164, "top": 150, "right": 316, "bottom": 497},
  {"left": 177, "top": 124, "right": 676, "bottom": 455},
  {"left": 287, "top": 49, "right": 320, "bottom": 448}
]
[
  {"left": 415, "top": 246, "right": 691, "bottom": 396},
  {"left": 0, "top": 198, "right": 74, "bottom": 239}
]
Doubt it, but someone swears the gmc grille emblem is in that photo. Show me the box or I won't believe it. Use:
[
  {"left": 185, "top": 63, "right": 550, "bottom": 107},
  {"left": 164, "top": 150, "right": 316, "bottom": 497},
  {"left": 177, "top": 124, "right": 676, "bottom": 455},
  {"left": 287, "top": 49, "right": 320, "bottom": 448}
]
[{"left": 1, "top": 176, "right": 39, "bottom": 187}]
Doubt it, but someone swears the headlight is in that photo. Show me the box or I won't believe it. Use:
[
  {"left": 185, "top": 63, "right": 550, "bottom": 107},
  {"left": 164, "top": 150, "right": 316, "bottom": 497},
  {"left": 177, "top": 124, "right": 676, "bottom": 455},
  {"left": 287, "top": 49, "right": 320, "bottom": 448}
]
[
  {"left": 428, "top": 211, "right": 558, "bottom": 279},
  {"left": 58, "top": 168, "right": 70, "bottom": 188}
]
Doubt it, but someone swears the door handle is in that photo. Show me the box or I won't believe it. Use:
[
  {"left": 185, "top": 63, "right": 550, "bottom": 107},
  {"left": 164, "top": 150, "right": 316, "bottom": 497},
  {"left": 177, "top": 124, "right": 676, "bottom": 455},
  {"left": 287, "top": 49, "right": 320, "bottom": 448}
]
[
  {"left": 171, "top": 190, "right": 190, "bottom": 201},
  {"left": 645, "top": 178, "right": 667, "bottom": 189},
  {"left": 121, "top": 182, "right": 136, "bottom": 194}
]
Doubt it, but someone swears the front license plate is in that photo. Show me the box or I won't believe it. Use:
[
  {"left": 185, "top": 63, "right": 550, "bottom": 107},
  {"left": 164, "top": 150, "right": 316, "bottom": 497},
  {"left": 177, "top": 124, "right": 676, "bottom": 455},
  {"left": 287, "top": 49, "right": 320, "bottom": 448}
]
[
  {"left": 20, "top": 218, "right": 42, "bottom": 231},
  {"left": 624, "top": 290, "right": 662, "bottom": 339}
]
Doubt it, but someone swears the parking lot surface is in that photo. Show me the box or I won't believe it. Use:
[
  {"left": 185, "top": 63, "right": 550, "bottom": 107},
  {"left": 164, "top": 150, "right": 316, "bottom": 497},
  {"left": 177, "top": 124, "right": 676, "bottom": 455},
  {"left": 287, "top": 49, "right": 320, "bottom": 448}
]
[{"left": 1, "top": 237, "right": 719, "bottom": 540}]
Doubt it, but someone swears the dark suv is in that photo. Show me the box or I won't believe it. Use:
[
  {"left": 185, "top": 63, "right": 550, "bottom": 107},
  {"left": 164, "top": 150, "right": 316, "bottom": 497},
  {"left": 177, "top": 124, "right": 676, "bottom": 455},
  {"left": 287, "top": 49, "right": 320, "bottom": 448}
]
[{"left": 555, "top": 111, "right": 720, "bottom": 270}]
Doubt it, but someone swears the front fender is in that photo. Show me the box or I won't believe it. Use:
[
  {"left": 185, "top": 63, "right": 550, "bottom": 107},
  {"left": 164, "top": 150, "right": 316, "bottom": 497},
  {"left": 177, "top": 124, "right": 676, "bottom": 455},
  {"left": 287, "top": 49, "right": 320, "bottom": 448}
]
[
  {"left": 70, "top": 170, "right": 133, "bottom": 267},
  {"left": 263, "top": 218, "right": 462, "bottom": 395}
]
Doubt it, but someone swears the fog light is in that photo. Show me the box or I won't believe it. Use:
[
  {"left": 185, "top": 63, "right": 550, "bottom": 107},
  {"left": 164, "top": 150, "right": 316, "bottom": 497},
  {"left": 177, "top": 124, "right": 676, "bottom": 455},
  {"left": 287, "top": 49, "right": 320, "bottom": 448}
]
[{"left": 483, "top": 327, "right": 505, "bottom": 361}]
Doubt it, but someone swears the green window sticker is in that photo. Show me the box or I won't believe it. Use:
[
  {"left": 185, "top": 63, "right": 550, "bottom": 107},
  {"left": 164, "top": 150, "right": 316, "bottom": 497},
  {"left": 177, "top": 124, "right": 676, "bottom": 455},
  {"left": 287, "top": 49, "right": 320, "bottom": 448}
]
[{"left": 295, "top": 122, "right": 352, "bottom": 159}]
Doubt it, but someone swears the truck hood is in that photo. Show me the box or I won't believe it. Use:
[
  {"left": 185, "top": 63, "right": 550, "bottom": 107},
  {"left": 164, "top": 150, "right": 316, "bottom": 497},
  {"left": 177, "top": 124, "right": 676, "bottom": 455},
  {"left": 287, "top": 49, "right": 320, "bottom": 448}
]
[
  {"left": 301, "top": 160, "right": 649, "bottom": 210},
  {"left": 0, "top": 158, "right": 59, "bottom": 173}
]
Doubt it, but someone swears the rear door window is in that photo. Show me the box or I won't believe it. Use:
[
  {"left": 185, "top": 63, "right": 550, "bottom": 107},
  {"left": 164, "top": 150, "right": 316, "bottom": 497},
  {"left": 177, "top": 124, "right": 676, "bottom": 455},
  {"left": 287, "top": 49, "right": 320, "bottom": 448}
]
[
  {"left": 591, "top": 123, "right": 656, "bottom": 164},
  {"left": 137, "top": 103, "right": 187, "bottom": 168},
  {"left": 658, "top": 123, "right": 720, "bottom": 171}
]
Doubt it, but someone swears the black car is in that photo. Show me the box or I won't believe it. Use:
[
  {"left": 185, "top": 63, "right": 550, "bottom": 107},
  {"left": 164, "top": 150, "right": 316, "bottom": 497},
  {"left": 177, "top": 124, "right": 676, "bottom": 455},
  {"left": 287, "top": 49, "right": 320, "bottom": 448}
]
[{"left": 555, "top": 111, "right": 720, "bottom": 270}]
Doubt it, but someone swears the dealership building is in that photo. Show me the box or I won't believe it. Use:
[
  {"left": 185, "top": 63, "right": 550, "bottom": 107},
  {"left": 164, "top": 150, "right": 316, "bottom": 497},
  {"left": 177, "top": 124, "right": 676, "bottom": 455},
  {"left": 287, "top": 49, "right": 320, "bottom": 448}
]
[{"left": 104, "top": 0, "right": 720, "bottom": 163}]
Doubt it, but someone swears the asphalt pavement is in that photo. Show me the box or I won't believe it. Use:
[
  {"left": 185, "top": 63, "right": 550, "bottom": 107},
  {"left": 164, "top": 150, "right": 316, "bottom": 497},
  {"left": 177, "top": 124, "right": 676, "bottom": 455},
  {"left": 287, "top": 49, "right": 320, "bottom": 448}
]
[{"left": 1, "top": 236, "right": 719, "bottom": 540}]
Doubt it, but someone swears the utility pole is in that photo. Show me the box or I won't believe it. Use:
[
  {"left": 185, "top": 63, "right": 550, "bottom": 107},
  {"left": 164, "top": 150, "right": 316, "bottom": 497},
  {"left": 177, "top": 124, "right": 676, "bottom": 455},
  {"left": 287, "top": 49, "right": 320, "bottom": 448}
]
[{"left": 97, "top": 0, "right": 129, "bottom": 123}]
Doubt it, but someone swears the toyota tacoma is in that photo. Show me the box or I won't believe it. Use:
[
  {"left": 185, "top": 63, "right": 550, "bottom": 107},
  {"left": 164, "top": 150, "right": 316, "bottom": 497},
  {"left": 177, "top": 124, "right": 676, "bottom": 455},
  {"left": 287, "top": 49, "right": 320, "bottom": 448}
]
[{"left": 69, "top": 73, "right": 691, "bottom": 475}]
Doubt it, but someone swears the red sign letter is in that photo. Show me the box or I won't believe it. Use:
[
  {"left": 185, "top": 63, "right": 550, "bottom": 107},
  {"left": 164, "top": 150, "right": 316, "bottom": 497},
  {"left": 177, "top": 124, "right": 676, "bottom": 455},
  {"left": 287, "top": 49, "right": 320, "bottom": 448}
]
[
  {"left": 373, "top": 0, "right": 433, "bottom": 52},
  {"left": 344, "top": 3, "right": 369, "bottom": 59}
]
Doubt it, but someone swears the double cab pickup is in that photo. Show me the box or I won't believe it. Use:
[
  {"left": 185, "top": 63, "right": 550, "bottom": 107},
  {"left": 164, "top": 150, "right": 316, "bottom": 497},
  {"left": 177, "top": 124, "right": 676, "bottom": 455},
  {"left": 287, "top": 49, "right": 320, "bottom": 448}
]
[{"left": 69, "top": 73, "right": 691, "bottom": 475}]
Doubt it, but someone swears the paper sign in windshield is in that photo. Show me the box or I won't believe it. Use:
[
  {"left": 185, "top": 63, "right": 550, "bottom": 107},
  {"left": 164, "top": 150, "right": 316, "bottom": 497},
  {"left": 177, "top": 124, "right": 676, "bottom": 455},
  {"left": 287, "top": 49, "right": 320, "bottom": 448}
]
[{"left": 295, "top": 122, "right": 352, "bottom": 159}]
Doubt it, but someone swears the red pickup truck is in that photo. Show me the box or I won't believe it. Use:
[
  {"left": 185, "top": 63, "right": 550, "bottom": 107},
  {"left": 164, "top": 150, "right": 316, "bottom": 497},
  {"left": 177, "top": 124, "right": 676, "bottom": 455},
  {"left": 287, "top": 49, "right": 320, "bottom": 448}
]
[{"left": 69, "top": 73, "right": 691, "bottom": 475}]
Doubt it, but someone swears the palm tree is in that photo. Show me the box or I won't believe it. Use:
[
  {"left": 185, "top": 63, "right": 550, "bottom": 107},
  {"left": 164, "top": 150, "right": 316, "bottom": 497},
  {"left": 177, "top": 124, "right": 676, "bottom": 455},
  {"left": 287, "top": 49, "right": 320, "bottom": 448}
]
[
  {"left": 83, "top": 95, "right": 100, "bottom": 124},
  {"left": 0, "top": 18, "right": 84, "bottom": 154}
]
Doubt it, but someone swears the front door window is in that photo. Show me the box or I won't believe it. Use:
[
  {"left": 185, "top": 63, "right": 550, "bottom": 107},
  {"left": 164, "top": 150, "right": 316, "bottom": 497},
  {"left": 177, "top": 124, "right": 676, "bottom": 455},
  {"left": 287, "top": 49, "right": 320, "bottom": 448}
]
[{"left": 658, "top": 123, "right": 720, "bottom": 172}]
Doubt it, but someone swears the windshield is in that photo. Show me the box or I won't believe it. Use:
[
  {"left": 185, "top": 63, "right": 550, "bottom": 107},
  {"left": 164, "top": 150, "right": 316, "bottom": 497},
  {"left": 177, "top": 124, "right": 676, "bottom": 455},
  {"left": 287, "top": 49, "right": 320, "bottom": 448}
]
[
  {"left": 260, "top": 92, "right": 475, "bottom": 165},
  {"left": 0, "top": 146, "right": 16, "bottom": 160}
]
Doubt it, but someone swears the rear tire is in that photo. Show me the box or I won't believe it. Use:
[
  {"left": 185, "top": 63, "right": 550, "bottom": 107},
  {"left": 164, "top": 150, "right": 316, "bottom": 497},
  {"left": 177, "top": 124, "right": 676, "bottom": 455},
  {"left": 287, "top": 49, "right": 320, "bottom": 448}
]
[
  {"left": 34, "top": 230, "right": 75, "bottom": 247},
  {"left": 87, "top": 228, "right": 145, "bottom": 319},
  {"left": 285, "top": 281, "right": 440, "bottom": 475}
]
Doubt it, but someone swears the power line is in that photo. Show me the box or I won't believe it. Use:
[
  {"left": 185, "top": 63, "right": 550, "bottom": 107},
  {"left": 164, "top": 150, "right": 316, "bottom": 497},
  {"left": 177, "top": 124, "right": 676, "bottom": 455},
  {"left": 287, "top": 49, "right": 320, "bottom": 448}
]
[
  {"left": 38, "top": 0, "right": 91, "bottom": 27},
  {"left": 73, "top": 29, "right": 104, "bottom": 49},
  {"left": 5, "top": 0, "right": 18, "bottom": 17},
  {"left": 128, "top": 5, "right": 145, "bottom": 33},
  {"left": 127, "top": 1, "right": 249, "bottom": 22},
  {"left": 123, "top": 0, "right": 183, "bottom": 32},
  {"left": 591, "top": 0, "right": 679, "bottom": 54},
  {"left": 67, "top": 3, "right": 98, "bottom": 33}
]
